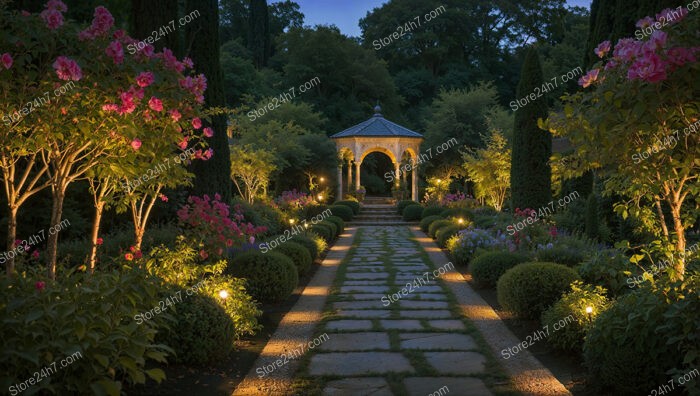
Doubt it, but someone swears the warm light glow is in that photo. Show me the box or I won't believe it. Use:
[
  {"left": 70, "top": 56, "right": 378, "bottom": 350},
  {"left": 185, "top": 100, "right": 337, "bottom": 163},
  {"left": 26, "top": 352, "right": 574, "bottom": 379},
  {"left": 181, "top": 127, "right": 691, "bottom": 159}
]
[
  {"left": 585, "top": 306, "right": 593, "bottom": 314},
  {"left": 304, "top": 223, "right": 309, "bottom": 229},
  {"left": 458, "top": 218, "right": 464, "bottom": 224},
  {"left": 219, "top": 290, "right": 229, "bottom": 299},
  {"left": 317, "top": 194, "right": 324, "bottom": 201},
  {"left": 437, "top": 179, "right": 442, "bottom": 183},
  {"left": 319, "top": 177, "right": 325, "bottom": 183}
]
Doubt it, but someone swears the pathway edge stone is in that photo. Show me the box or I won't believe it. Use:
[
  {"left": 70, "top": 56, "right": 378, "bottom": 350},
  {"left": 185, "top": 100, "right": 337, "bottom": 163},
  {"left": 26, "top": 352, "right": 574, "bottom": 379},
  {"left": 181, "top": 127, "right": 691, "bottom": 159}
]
[
  {"left": 410, "top": 227, "right": 572, "bottom": 396},
  {"left": 232, "top": 227, "right": 358, "bottom": 396}
]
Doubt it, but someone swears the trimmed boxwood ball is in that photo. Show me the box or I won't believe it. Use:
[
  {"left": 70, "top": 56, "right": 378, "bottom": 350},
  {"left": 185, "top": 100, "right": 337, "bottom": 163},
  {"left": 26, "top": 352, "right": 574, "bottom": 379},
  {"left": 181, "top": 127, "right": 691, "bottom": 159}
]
[
  {"left": 440, "top": 208, "right": 473, "bottom": 221},
  {"left": 160, "top": 293, "right": 236, "bottom": 365},
  {"left": 275, "top": 241, "right": 312, "bottom": 276},
  {"left": 584, "top": 290, "right": 680, "bottom": 394},
  {"left": 325, "top": 215, "right": 345, "bottom": 234},
  {"left": 402, "top": 204, "right": 423, "bottom": 221},
  {"left": 335, "top": 200, "right": 360, "bottom": 214},
  {"left": 420, "top": 215, "right": 443, "bottom": 233},
  {"left": 329, "top": 205, "right": 353, "bottom": 221},
  {"left": 428, "top": 219, "right": 452, "bottom": 239},
  {"left": 397, "top": 200, "right": 418, "bottom": 214},
  {"left": 309, "top": 224, "right": 332, "bottom": 242},
  {"left": 226, "top": 251, "right": 298, "bottom": 304},
  {"left": 468, "top": 251, "right": 530, "bottom": 288},
  {"left": 535, "top": 245, "right": 589, "bottom": 267},
  {"left": 305, "top": 204, "right": 329, "bottom": 220},
  {"left": 436, "top": 225, "right": 460, "bottom": 248},
  {"left": 290, "top": 234, "right": 319, "bottom": 260},
  {"left": 421, "top": 206, "right": 444, "bottom": 219},
  {"left": 318, "top": 220, "right": 338, "bottom": 239},
  {"left": 497, "top": 262, "right": 581, "bottom": 319}
]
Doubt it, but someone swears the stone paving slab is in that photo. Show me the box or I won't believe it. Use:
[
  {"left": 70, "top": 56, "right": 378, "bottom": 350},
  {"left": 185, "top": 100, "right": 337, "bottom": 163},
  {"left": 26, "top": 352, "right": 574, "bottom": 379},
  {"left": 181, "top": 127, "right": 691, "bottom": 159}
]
[
  {"left": 346, "top": 272, "right": 390, "bottom": 280},
  {"left": 399, "top": 300, "right": 449, "bottom": 309},
  {"left": 379, "top": 319, "right": 423, "bottom": 330},
  {"left": 309, "top": 352, "right": 415, "bottom": 376},
  {"left": 335, "top": 309, "right": 392, "bottom": 318},
  {"left": 399, "top": 333, "right": 477, "bottom": 350},
  {"left": 403, "top": 377, "right": 493, "bottom": 396},
  {"left": 424, "top": 351, "right": 486, "bottom": 375},
  {"left": 340, "top": 285, "right": 391, "bottom": 293},
  {"left": 318, "top": 332, "right": 390, "bottom": 351},
  {"left": 326, "top": 320, "right": 373, "bottom": 331},
  {"left": 323, "top": 378, "right": 393, "bottom": 396},
  {"left": 427, "top": 319, "right": 466, "bottom": 330},
  {"left": 337, "top": 293, "right": 385, "bottom": 300},
  {"left": 342, "top": 280, "right": 387, "bottom": 286},
  {"left": 398, "top": 310, "right": 453, "bottom": 319},
  {"left": 334, "top": 300, "right": 388, "bottom": 310}
]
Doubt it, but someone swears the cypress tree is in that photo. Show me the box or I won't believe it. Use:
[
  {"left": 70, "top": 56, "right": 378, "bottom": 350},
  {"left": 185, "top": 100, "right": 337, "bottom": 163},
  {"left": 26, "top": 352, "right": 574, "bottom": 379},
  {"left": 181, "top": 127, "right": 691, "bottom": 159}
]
[
  {"left": 510, "top": 47, "right": 552, "bottom": 210},
  {"left": 585, "top": 194, "right": 599, "bottom": 240},
  {"left": 185, "top": 0, "right": 232, "bottom": 201},
  {"left": 248, "top": 0, "right": 270, "bottom": 69},
  {"left": 131, "top": 0, "right": 180, "bottom": 54}
]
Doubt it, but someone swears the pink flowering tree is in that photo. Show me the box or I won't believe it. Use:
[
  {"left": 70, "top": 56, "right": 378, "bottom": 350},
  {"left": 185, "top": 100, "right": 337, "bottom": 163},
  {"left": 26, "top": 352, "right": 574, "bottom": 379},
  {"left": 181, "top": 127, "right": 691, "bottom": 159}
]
[
  {"left": 0, "top": 2, "right": 211, "bottom": 278},
  {"left": 545, "top": 7, "right": 699, "bottom": 278}
]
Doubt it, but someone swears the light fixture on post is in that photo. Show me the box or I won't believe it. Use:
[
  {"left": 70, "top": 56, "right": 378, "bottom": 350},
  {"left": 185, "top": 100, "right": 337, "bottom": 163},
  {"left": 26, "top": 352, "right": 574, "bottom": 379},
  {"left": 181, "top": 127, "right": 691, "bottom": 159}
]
[{"left": 219, "top": 290, "right": 229, "bottom": 299}]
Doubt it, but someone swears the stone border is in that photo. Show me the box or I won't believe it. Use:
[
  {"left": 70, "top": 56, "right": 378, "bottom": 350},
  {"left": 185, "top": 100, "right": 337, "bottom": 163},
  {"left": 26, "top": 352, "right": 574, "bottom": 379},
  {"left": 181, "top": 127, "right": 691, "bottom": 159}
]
[
  {"left": 410, "top": 227, "right": 572, "bottom": 396},
  {"left": 232, "top": 227, "right": 358, "bottom": 395}
]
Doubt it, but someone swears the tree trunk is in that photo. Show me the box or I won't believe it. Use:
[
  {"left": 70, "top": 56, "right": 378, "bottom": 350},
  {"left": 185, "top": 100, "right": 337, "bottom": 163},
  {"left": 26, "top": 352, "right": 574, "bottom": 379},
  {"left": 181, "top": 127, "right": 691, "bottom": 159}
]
[
  {"left": 654, "top": 198, "right": 669, "bottom": 239},
  {"left": 669, "top": 200, "right": 686, "bottom": 279},
  {"left": 5, "top": 206, "right": 18, "bottom": 276},
  {"left": 130, "top": 0, "right": 180, "bottom": 54},
  {"left": 88, "top": 200, "right": 105, "bottom": 274},
  {"left": 47, "top": 186, "right": 66, "bottom": 280}
]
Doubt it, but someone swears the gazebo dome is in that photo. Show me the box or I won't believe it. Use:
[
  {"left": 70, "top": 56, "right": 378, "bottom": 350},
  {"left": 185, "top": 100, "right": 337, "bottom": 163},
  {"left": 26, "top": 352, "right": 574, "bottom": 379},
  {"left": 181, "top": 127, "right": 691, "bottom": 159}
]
[{"left": 330, "top": 109, "right": 423, "bottom": 139}]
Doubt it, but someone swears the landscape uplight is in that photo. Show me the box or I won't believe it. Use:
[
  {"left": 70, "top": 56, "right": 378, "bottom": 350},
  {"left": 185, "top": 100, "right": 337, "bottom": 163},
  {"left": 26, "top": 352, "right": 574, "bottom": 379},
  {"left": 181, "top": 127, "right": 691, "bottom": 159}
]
[
  {"left": 319, "top": 177, "right": 325, "bottom": 183},
  {"left": 458, "top": 218, "right": 464, "bottom": 224},
  {"left": 317, "top": 194, "right": 324, "bottom": 201},
  {"left": 289, "top": 219, "right": 296, "bottom": 225},
  {"left": 585, "top": 306, "right": 593, "bottom": 314},
  {"left": 219, "top": 290, "right": 229, "bottom": 299}
]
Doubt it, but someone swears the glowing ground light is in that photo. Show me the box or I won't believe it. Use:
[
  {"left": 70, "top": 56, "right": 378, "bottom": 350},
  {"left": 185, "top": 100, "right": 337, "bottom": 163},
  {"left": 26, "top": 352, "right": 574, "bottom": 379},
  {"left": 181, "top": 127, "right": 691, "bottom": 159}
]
[
  {"left": 289, "top": 219, "right": 296, "bottom": 225},
  {"left": 585, "top": 306, "right": 593, "bottom": 314},
  {"left": 219, "top": 290, "right": 229, "bottom": 299},
  {"left": 458, "top": 218, "right": 464, "bottom": 224},
  {"left": 318, "top": 194, "right": 324, "bottom": 201}
]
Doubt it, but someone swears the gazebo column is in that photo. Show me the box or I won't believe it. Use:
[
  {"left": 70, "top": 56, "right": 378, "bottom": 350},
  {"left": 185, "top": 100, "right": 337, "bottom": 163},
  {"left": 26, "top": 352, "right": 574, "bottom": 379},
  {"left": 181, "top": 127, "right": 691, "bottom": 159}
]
[
  {"left": 393, "top": 162, "right": 401, "bottom": 189},
  {"left": 412, "top": 162, "right": 419, "bottom": 201},
  {"left": 347, "top": 159, "right": 353, "bottom": 195},
  {"left": 336, "top": 165, "right": 343, "bottom": 201},
  {"left": 354, "top": 161, "right": 361, "bottom": 192},
  {"left": 402, "top": 162, "right": 407, "bottom": 185}
]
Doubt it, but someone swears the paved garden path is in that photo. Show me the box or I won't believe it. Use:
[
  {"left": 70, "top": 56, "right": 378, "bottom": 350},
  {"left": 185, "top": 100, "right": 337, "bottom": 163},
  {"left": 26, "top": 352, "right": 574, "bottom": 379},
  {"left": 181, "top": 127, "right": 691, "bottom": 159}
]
[{"left": 296, "top": 226, "right": 495, "bottom": 395}]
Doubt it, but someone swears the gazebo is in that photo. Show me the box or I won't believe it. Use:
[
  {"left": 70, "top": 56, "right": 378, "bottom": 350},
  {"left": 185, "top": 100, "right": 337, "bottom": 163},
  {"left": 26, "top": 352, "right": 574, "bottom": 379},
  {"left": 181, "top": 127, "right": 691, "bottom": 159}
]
[{"left": 331, "top": 106, "right": 424, "bottom": 201}]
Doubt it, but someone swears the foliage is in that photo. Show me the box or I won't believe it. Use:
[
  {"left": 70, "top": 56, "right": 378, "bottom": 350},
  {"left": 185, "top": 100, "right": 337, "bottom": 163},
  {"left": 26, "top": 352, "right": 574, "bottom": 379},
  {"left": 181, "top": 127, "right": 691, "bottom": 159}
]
[
  {"left": 510, "top": 47, "right": 552, "bottom": 210},
  {"left": 541, "top": 281, "right": 611, "bottom": 352},
  {"left": 318, "top": 220, "right": 337, "bottom": 239},
  {"left": 402, "top": 204, "right": 423, "bottom": 221},
  {"left": 420, "top": 215, "right": 444, "bottom": 233},
  {"left": 304, "top": 204, "right": 330, "bottom": 220},
  {"left": 226, "top": 251, "right": 298, "bottom": 303},
  {"left": 328, "top": 205, "right": 353, "bottom": 221},
  {"left": 397, "top": 200, "right": 419, "bottom": 214},
  {"left": 334, "top": 200, "right": 360, "bottom": 215},
  {"left": 306, "top": 231, "right": 327, "bottom": 256},
  {"left": 435, "top": 225, "right": 461, "bottom": 248},
  {"left": 546, "top": 8, "right": 700, "bottom": 277},
  {"left": 229, "top": 145, "right": 278, "bottom": 203},
  {"left": 447, "top": 227, "right": 505, "bottom": 266},
  {"left": 274, "top": 241, "right": 312, "bottom": 276},
  {"left": 497, "top": 262, "right": 581, "bottom": 319},
  {"left": 428, "top": 220, "right": 453, "bottom": 239},
  {"left": 584, "top": 193, "right": 599, "bottom": 240},
  {"left": 439, "top": 208, "right": 474, "bottom": 221},
  {"left": 468, "top": 251, "right": 531, "bottom": 288},
  {"left": 290, "top": 234, "right": 319, "bottom": 261},
  {"left": 177, "top": 194, "right": 266, "bottom": 260},
  {"left": 309, "top": 224, "right": 332, "bottom": 242},
  {"left": 0, "top": 268, "right": 172, "bottom": 394},
  {"left": 462, "top": 130, "right": 511, "bottom": 211},
  {"left": 421, "top": 206, "right": 444, "bottom": 219},
  {"left": 534, "top": 235, "right": 597, "bottom": 267},
  {"left": 231, "top": 198, "right": 285, "bottom": 238},
  {"left": 325, "top": 216, "right": 345, "bottom": 235}
]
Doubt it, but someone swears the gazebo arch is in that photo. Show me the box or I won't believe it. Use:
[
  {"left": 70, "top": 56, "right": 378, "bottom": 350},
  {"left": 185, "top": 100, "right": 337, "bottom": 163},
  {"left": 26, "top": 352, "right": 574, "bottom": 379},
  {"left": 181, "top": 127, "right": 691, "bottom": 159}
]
[{"left": 331, "top": 106, "right": 424, "bottom": 201}]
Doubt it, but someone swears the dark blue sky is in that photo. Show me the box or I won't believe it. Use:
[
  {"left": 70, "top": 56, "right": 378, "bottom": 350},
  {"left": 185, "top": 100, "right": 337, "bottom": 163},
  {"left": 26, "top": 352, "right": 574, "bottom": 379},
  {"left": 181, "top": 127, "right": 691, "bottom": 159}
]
[{"left": 294, "top": 0, "right": 593, "bottom": 37}]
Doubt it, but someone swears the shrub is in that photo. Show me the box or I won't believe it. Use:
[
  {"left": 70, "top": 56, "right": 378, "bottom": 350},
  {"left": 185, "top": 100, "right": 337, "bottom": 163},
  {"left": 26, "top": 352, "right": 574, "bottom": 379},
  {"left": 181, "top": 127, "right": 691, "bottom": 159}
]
[
  {"left": 319, "top": 220, "right": 338, "bottom": 239},
  {"left": 325, "top": 216, "right": 345, "bottom": 234},
  {"left": 274, "top": 241, "right": 313, "bottom": 276},
  {"left": 420, "top": 215, "right": 444, "bottom": 233},
  {"left": 583, "top": 289, "right": 680, "bottom": 394},
  {"left": 436, "top": 225, "right": 461, "bottom": 248},
  {"left": 307, "top": 232, "right": 328, "bottom": 255},
  {"left": 305, "top": 204, "right": 330, "bottom": 220},
  {"left": 439, "top": 208, "right": 473, "bottom": 221},
  {"left": 468, "top": 251, "right": 530, "bottom": 287},
  {"left": 0, "top": 268, "right": 172, "bottom": 394},
  {"left": 309, "top": 224, "right": 332, "bottom": 242},
  {"left": 335, "top": 200, "right": 360, "bottom": 215},
  {"left": 541, "top": 281, "right": 610, "bottom": 353},
  {"left": 497, "top": 262, "right": 581, "bottom": 319},
  {"left": 578, "top": 249, "right": 635, "bottom": 297},
  {"left": 428, "top": 219, "right": 452, "bottom": 238},
  {"left": 535, "top": 235, "right": 596, "bottom": 267},
  {"left": 226, "top": 251, "right": 298, "bottom": 303},
  {"left": 195, "top": 275, "right": 261, "bottom": 340},
  {"left": 329, "top": 205, "right": 353, "bottom": 221},
  {"left": 159, "top": 293, "right": 236, "bottom": 365},
  {"left": 402, "top": 204, "right": 423, "bottom": 221},
  {"left": 290, "top": 234, "right": 319, "bottom": 261},
  {"left": 447, "top": 227, "right": 504, "bottom": 266},
  {"left": 421, "top": 206, "right": 444, "bottom": 219},
  {"left": 397, "top": 200, "right": 418, "bottom": 214}
]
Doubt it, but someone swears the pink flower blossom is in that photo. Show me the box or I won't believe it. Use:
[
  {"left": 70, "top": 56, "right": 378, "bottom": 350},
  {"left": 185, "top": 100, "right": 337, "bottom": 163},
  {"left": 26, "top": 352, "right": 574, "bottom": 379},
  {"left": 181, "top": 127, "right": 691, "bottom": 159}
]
[
  {"left": 203, "top": 127, "right": 214, "bottom": 137},
  {"left": 148, "top": 97, "right": 163, "bottom": 112},
  {"left": 594, "top": 40, "right": 611, "bottom": 58},
  {"left": 160, "top": 194, "right": 168, "bottom": 202},
  {"left": 96, "top": 237, "right": 103, "bottom": 245},
  {"left": 35, "top": 281, "right": 46, "bottom": 291},
  {"left": 79, "top": 6, "right": 114, "bottom": 39},
  {"left": 666, "top": 47, "right": 697, "bottom": 69},
  {"left": 31, "top": 250, "right": 40, "bottom": 259},
  {"left": 643, "top": 30, "right": 668, "bottom": 53},
  {"left": 169, "top": 109, "right": 182, "bottom": 122},
  {"left": 636, "top": 16, "right": 655, "bottom": 29},
  {"left": 102, "top": 104, "right": 119, "bottom": 112},
  {"left": 192, "top": 117, "right": 202, "bottom": 129},
  {"left": 178, "top": 137, "right": 189, "bottom": 150},
  {"left": 113, "top": 29, "right": 126, "bottom": 39},
  {"left": 656, "top": 8, "right": 688, "bottom": 24},
  {"left": 182, "top": 57, "right": 194, "bottom": 68},
  {"left": 613, "top": 38, "right": 643, "bottom": 62},
  {"left": 105, "top": 40, "right": 124, "bottom": 64},
  {"left": 628, "top": 52, "right": 667, "bottom": 83},
  {"left": 118, "top": 91, "right": 137, "bottom": 114},
  {"left": 604, "top": 60, "right": 618, "bottom": 70},
  {"left": 199, "top": 250, "right": 208, "bottom": 259},
  {"left": 127, "top": 85, "right": 145, "bottom": 100},
  {"left": 125, "top": 253, "right": 134, "bottom": 261},
  {"left": 578, "top": 68, "right": 600, "bottom": 88},
  {"left": 52, "top": 56, "right": 82, "bottom": 81},
  {"left": 1, "top": 53, "right": 12, "bottom": 69},
  {"left": 159, "top": 48, "right": 184, "bottom": 72},
  {"left": 202, "top": 148, "right": 213, "bottom": 160},
  {"left": 136, "top": 71, "right": 154, "bottom": 87},
  {"left": 130, "top": 138, "right": 142, "bottom": 150},
  {"left": 40, "top": 9, "right": 63, "bottom": 30}
]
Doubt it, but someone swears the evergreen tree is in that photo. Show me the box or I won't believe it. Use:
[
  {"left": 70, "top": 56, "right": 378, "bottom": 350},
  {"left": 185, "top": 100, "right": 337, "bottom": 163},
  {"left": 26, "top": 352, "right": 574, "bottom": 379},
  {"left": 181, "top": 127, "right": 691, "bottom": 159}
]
[
  {"left": 131, "top": 0, "right": 180, "bottom": 54},
  {"left": 248, "top": 0, "right": 270, "bottom": 69},
  {"left": 510, "top": 47, "right": 551, "bottom": 210},
  {"left": 186, "top": 0, "right": 232, "bottom": 200}
]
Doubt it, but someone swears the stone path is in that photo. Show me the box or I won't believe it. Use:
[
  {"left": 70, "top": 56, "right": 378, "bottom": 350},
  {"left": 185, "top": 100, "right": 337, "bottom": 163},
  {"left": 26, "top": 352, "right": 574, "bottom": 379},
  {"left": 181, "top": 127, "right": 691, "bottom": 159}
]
[{"left": 296, "top": 226, "right": 494, "bottom": 395}]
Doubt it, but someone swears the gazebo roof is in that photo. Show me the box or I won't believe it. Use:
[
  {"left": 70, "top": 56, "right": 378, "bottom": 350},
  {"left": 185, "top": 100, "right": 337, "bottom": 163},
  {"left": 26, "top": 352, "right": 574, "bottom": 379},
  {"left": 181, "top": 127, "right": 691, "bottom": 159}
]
[{"left": 330, "top": 105, "right": 423, "bottom": 139}]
